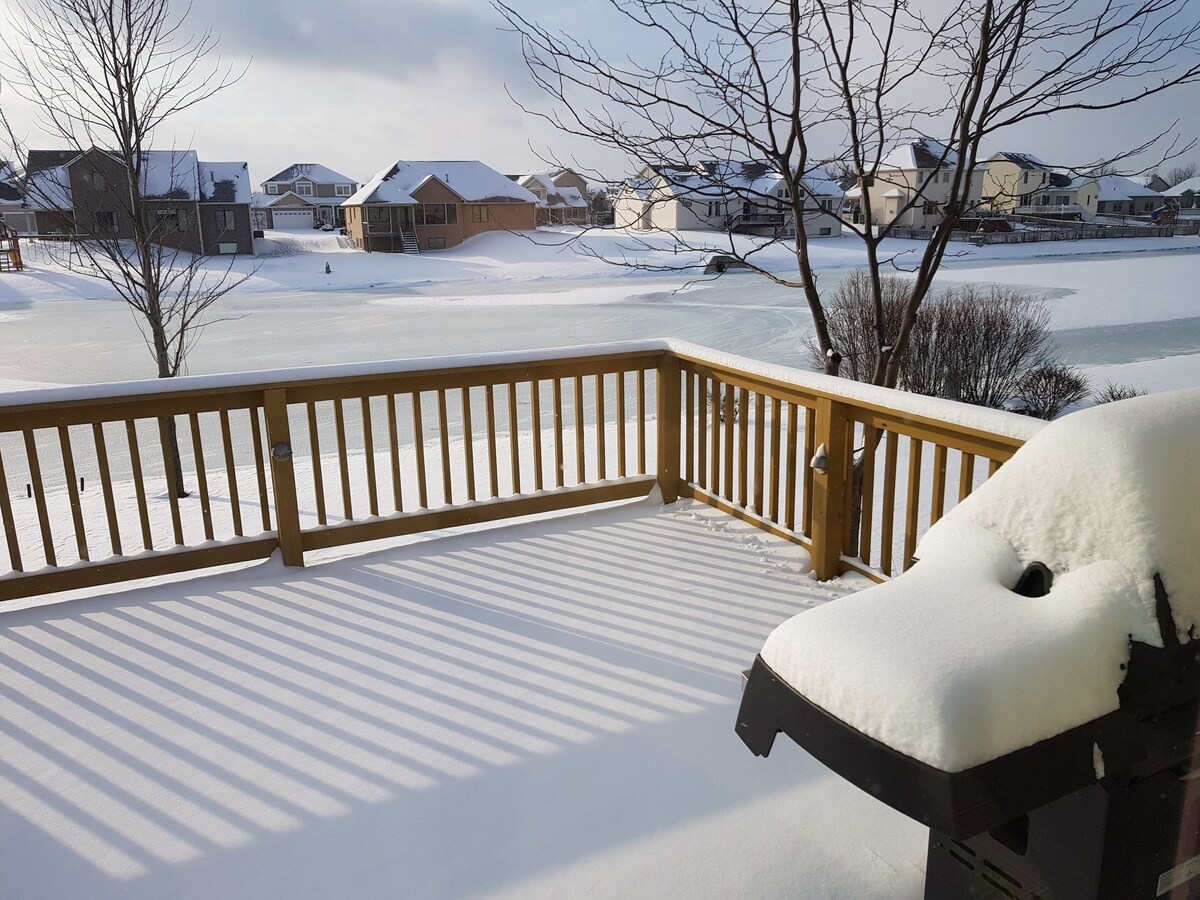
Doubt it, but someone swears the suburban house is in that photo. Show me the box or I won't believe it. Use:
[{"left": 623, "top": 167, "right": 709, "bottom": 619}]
[
  {"left": 612, "top": 161, "right": 844, "bottom": 237},
  {"left": 0, "top": 161, "right": 35, "bottom": 234},
  {"left": 980, "top": 152, "right": 1099, "bottom": 220},
  {"left": 1093, "top": 174, "right": 1164, "bottom": 217},
  {"left": 257, "top": 163, "right": 359, "bottom": 229},
  {"left": 23, "top": 147, "right": 254, "bottom": 254},
  {"left": 846, "top": 137, "right": 984, "bottom": 229},
  {"left": 1164, "top": 175, "right": 1200, "bottom": 211},
  {"left": 509, "top": 170, "right": 589, "bottom": 225},
  {"left": 342, "top": 160, "right": 539, "bottom": 253}
]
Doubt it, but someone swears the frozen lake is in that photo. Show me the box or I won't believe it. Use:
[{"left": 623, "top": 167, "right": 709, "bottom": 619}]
[{"left": 1, "top": 245, "right": 1198, "bottom": 388}]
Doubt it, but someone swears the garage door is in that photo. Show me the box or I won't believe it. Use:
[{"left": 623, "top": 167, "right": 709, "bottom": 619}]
[{"left": 271, "top": 209, "right": 314, "bottom": 229}]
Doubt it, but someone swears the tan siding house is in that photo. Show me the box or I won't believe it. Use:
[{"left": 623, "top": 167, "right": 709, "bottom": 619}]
[
  {"left": 260, "top": 163, "right": 358, "bottom": 228},
  {"left": 343, "top": 160, "right": 538, "bottom": 253}
]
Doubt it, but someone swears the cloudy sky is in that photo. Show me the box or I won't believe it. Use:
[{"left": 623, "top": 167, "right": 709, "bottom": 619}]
[{"left": 2, "top": 0, "right": 1198, "bottom": 187}]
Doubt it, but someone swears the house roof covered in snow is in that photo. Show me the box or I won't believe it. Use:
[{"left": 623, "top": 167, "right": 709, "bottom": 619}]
[
  {"left": 515, "top": 173, "right": 588, "bottom": 210},
  {"left": 986, "top": 151, "right": 1048, "bottom": 170},
  {"left": 199, "top": 161, "right": 252, "bottom": 204},
  {"left": 879, "top": 137, "right": 965, "bottom": 171},
  {"left": 344, "top": 160, "right": 539, "bottom": 207},
  {"left": 263, "top": 163, "right": 357, "bottom": 187},
  {"left": 1094, "top": 174, "right": 1162, "bottom": 202},
  {"left": 251, "top": 190, "right": 315, "bottom": 208},
  {"left": 645, "top": 160, "right": 844, "bottom": 202},
  {"left": 1165, "top": 175, "right": 1200, "bottom": 196},
  {"left": 0, "top": 162, "right": 20, "bottom": 203}
]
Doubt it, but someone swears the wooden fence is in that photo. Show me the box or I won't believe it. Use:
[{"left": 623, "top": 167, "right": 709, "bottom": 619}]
[{"left": 0, "top": 344, "right": 1034, "bottom": 602}]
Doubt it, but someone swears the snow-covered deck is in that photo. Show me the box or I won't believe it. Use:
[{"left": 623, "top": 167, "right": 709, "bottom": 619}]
[{"left": 0, "top": 498, "right": 925, "bottom": 899}]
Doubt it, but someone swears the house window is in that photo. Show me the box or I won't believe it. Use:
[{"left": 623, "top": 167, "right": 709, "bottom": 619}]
[
  {"left": 470, "top": 205, "right": 488, "bottom": 223},
  {"left": 93, "top": 172, "right": 106, "bottom": 191},
  {"left": 335, "top": 184, "right": 353, "bottom": 197},
  {"left": 266, "top": 184, "right": 279, "bottom": 195},
  {"left": 152, "top": 208, "right": 182, "bottom": 230},
  {"left": 216, "top": 210, "right": 235, "bottom": 231},
  {"left": 296, "top": 182, "right": 313, "bottom": 196},
  {"left": 427, "top": 236, "right": 446, "bottom": 250},
  {"left": 418, "top": 203, "right": 457, "bottom": 226},
  {"left": 94, "top": 210, "right": 117, "bottom": 231},
  {"left": 923, "top": 201, "right": 940, "bottom": 215},
  {"left": 218, "top": 242, "right": 238, "bottom": 255},
  {"left": 1023, "top": 171, "right": 1029, "bottom": 184},
  {"left": 942, "top": 172, "right": 951, "bottom": 183},
  {"left": 706, "top": 201, "right": 723, "bottom": 217},
  {"left": 819, "top": 227, "right": 832, "bottom": 235}
]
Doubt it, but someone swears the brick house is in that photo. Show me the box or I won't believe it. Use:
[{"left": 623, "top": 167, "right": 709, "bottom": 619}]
[
  {"left": 24, "top": 147, "right": 254, "bottom": 255},
  {"left": 343, "top": 160, "right": 538, "bottom": 253}
]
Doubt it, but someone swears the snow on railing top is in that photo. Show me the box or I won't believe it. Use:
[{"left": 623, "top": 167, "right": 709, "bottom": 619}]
[{"left": 0, "top": 339, "right": 1045, "bottom": 443}]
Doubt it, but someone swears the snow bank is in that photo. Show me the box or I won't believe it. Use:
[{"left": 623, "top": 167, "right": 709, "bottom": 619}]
[{"left": 761, "top": 389, "right": 1200, "bottom": 771}]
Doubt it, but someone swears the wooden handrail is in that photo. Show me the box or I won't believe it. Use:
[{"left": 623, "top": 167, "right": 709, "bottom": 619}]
[{"left": 0, "top": 342, "right": 1038, "bottom": 601}]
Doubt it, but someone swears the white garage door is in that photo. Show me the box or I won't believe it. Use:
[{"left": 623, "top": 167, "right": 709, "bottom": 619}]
[{"left": 271, "top": 209, "right": 314, "bottom": 229}]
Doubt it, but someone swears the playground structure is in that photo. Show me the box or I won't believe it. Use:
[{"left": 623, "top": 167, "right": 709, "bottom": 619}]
[{"left": 0, "top": 223, "right": 23, "bottom": 272}]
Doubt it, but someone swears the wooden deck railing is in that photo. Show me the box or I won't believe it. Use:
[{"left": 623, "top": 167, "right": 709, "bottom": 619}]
[{"left": 0, "top": 342, "right": 1039, "bottom": 602}]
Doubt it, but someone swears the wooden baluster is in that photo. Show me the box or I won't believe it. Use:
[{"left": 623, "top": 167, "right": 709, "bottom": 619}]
[
  {"left": 333, "top": 399, "right": 353, "bottom": 521},
  {"left": 637, "top": 369, "right": 647, "bottom": 474},
  {"left": 91, "top": 423, "right": 122, "bottom": 557},
  {"left": 485, "top": 385, "right": 499, "bottom": 498},
  {"left": 753, "top": 392, "right": 765, "bottom": 514},
  {"left": 656, "top": 354, "right": 681, "bottom": 503},
  {"left": 709, "top": 380, "right": 720, "bottom": 492},
  {"left": 904, "top": 438, "right": 924, "bottom": 571},
  {"left": 880, "top": 430, "right": 899, "bottom": 576},
  {"left": 959, "top": 452, "right": 976, "bottom": 502},
  {"left": 801, "top": 406, "right": 816, "bottom": 536},
  {"left": 57, "top": 426, "right": 89, "bottom": 561},
  {"left": 412, "top": 392, "right": 429, "bottom": 509},
  {"left": 0, "top": 449, "right": 23, "bottom": 571},
  {"left": 683, "top": 370, "right": 695, "bottom": 484},
  {"left": 723, "top": 386, "right": 736, "bottom": 503},
  {"left": 784, "top": 402, "right": 798, "bottom": 531},
  {"left": 930, "top": 444, "right": 948, "bottom": 525},
  {"left": 531, "top": 380, "right": 544, "bottom": 491},
  {"left": 158, "top": 417, "right": 185, "bottom": 546},
  {"left": 595, "top": 373, "right": 606, "bottom": 480},
  {"left": 362, "top": 397, "right": 379, "bottom": 517},
  {"left": 307, "top": 402, "right": 328, "bottom": 525},
  {"left": 616, "top": 371, "right": 627, "bottom": 479},
  {"left": 219, "top": 412, "right": 244, "bottom": 540},
  {"left": 461, "top": 387, "right": 476, "bottom": 502},
  {"left": 553, "top": 379, "right": 565, "bottom": 488},
  {"left": 438, "top": 389, "right": 453, "bottom": 506},
  {"left": 696, "top": 375, "right": 708, "bottom": 490},
  {"left": 123, "top": 422, "right": 151, "bottom": 550},
  {"left": 858, "top": 426, "right": 880, "bottom": 568},
  {"left": 187, "top": 413, "right": 215, "bottom": 541},
  {"left": 508, "top": 382, "right": 521, "bottom": 495},
  {"left": 768, "top": 397, "right": 782, "bottom": 522},
  {"left": 571, "top": 376, "right": 584, "bottom": 484}
]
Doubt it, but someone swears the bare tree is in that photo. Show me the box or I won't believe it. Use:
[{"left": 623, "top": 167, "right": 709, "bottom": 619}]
[
  {"left": 497, "top": 0, "right": 1200, "bottom": 390},
  {"left": 0, "top": 0, "right": 251, "bottom": 496},
  {"left": 1165, "top": 162, "right": 1199, "bottom": 185}
]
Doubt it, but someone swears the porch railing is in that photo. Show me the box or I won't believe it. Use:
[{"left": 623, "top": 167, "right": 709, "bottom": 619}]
[{"left": 0, "top": 341, "right": 1040, "bottom": 602}]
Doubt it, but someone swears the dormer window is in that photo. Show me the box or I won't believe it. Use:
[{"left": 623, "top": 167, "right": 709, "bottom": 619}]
[
  {"left": 266, "top": 184, "right": 279, "bottom": 194},
  {"left": 296, "top": 182, "right": 313, "bottom": 196}
]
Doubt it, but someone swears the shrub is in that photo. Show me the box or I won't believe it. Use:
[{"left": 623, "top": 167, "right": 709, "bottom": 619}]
[
  {"left": 810, "top": 273, "right": 1057, "bottom": 409},
  {"left": 1017, "top": 364, "right": 1092, "bottom": 419},
  {"left": 1094, "top": 380, "right": 1149, "bottom": 403}
]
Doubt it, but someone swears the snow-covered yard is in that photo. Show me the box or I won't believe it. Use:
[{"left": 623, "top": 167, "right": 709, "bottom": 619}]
[{"left": 0, "top": 498, "right": 927, "bottom": 899}]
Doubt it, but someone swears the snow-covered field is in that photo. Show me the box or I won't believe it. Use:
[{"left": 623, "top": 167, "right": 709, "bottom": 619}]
[{"left": 1, "top": 228, "right": 1199, "bottom": 898}]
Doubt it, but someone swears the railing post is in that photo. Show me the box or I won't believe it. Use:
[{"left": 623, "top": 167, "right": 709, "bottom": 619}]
[
  {"left": 263, "top": 388, "right": 305, "bottom": 567},
  {"left": 656, "top": 353, "right": 682, "bottom": 503},
  {"left": 810, "top": 396, "right": 852, "bottom": 580}
]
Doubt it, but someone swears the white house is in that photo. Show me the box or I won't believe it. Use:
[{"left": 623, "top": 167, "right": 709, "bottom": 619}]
[
  {"left": 612, "top": 161, "right": 843, "bottom": 237},
  {"left": 847, "top": 137, "right": 985, "bottom": 229}
]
